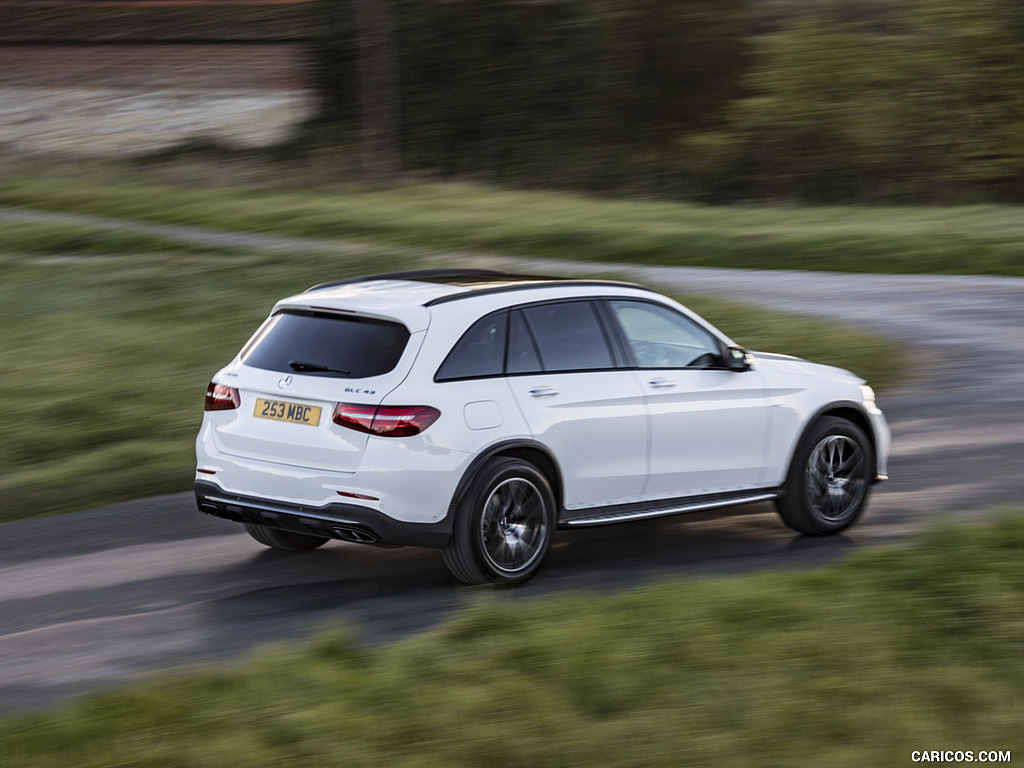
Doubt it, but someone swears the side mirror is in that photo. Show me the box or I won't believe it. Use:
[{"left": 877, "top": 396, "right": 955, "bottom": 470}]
[{"left": 726, "top": 346, "right": 754, "bottom": 372}]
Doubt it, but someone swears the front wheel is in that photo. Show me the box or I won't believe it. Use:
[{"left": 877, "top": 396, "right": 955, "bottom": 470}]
[
  {"left": 243, "top": 522, "right": 329, "bottom": 551},
  {"left": 776, "top": 416, "right": 874, "bottom": 535},
  {"left": 442, "top": 457, "right": 555, "bottom": 586}
]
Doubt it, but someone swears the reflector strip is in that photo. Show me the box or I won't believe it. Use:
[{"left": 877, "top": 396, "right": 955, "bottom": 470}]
[{"left": 337, "top": 490, "right": 380, "bottom": 501}]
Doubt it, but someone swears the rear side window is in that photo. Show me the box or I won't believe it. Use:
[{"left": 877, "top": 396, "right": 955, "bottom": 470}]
[
  {"left": 435, "top": 312, "right": 508, "bottom": 381},
  {"left": 520, "top": 301, "right": 614, "bottom": 372},
  {"left": 506, "top": 310, "right": 542, "bottom": 374},
  {"left": 241, "top": 310, "right": 409, "bottom": 379}
]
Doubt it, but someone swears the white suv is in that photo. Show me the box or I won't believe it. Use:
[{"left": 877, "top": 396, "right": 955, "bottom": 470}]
[{"left": 195, "top": 270, "right": 890, "bottom": 585}]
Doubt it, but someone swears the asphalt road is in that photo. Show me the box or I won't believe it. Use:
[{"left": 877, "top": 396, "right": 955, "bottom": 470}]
[{"left": 3, "top": 252, "right": 1023, "bottom": 715}]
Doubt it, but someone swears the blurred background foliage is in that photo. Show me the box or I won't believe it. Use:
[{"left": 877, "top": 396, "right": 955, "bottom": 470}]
[
  {"left": 691, "top": 0, "right": 1024, "bottom": 202},
  {"left": 314, "top": 0, "right": 751, "bottom": 193},
  {"left": 310, "top": 0, "right": 1024, "bottom": 203}
]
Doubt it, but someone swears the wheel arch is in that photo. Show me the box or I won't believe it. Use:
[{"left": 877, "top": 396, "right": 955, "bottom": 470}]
[
  {"left": 448, "top": 439, "right": 563, "bottom": 519},
  {"left": 782, "top": 402, "right": 878, "bottom": 484}
]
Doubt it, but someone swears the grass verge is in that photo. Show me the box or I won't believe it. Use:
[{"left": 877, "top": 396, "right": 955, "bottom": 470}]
[
  {"left": 0, "top": 218, "right": 901, "bottom": 524},
  {"left": 1, "top": 159, "right": 1024, "bottom": 275},
  {"left": 2, "top": 512, "right": 1022, "bottom": 767},
  {"left": 0, "top": 222, "right": 408, "bottom": 522}
]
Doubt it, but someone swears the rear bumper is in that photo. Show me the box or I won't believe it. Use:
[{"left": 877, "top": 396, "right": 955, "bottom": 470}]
[{"left": 194, "top": 480, "right": 453, "bottom": 549}]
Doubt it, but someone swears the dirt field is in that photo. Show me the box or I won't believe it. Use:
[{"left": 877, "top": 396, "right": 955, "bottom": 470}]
[
  {"left": 0, "top": 43, "right": 315, "bottom": 154},
  {"left": 0, "top": 44, "right": 312, "bottom": 89}
]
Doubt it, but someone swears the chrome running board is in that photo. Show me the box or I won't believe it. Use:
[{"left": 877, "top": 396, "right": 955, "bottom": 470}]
[{"left": 562, "top": 492, "right": 778, "bottom": 528}]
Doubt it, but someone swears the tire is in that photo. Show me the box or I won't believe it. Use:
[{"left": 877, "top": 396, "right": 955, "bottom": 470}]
[
  {"left": 776, "top": 416, "right": 874, "bottom": 535},
  {"left": 243, "top": 522, "right": 329, "bottom": 551},
  {"left": 442, "top": 457, "right": 555, "bottom": 586}
]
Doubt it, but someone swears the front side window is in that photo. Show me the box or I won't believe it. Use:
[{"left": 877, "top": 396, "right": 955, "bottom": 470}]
[
  {"left": 241, "top": 310, "right": 410, "bottom": 378},
  {"left": 610, "top": 300, "right": 723, "bottom": 369}
]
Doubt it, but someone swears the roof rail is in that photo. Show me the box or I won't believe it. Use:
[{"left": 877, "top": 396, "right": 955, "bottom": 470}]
[
  {"left": 304, "top": 269, "right": 510, "bottom": 293},
  {"left": 304, "top": 269, "right": 653, "bottom": 306},
  {"left": 423, "top": 279, "right": 653, "bottom": 306}
]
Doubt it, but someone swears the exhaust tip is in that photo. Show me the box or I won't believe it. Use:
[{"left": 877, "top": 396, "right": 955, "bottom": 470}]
[{"left": 332, "top": 525, "right": 380, "bottom": 545}]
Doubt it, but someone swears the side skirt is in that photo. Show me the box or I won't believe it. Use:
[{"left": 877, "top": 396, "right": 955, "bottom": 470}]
[{"left": 559, "top": 489, "right": 779, "bottom": 528}]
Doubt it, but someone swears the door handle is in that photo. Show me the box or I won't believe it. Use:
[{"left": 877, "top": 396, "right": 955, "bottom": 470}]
[
  {"left": 529, "top": 386, "right": 559, "bottom": 397},
  {"left": 648, "top": 378, "right": 676, "bottom": 389}
]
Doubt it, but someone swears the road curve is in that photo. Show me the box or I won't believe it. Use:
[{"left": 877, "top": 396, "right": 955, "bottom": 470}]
[{"left": 2, "top": 262, "right": 1023, "bottom": 714}]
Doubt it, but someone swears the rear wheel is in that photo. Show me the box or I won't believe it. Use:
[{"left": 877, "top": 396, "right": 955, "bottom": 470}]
[
  {"left": 776, "top": 416, "right": 873, "bottom": 535},
  {"left": 442, "top": 457, "right": 555, "bottom": 585},
  {"left": 243, "top": 522, "right": 329, "bottom": 551}
]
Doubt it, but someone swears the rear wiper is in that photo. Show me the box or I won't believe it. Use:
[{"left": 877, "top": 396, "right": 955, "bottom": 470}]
[{"left": 289, "top": 360, "right": 350, "bottom": 374}]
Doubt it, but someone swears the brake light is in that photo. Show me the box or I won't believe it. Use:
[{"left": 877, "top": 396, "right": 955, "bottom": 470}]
[
  {"left": 205, "top": 383, "right": 240, "bottom": 411},
  {"left": 332, "top": 403, "right": 440, "bottom": 437}
]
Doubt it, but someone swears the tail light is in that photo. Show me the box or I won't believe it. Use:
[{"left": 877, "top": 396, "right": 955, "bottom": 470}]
[
  {"left": 205, "top": 382, "right": 240, "bottom": 411},
  {"left": 332, "top": 403, "right": 440, "bottom": 437}
]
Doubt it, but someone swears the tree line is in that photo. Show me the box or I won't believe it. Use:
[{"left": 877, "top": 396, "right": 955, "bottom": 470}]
[{"left": 314, "top": 0, "right": 1024, "bottom": 203}]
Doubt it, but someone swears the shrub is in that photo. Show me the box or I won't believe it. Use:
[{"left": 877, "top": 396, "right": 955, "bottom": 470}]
[{"left": 685, "top": 0, "right": 1024, "bottom": 202}]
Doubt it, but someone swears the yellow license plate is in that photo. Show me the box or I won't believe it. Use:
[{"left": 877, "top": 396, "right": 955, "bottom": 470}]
[{"left": 254, "top": 398, "right": 322, "bottom": 426}]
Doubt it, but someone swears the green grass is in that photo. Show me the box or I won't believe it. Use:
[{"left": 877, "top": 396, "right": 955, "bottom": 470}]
[
  {"left": 0, "top": 218, "right": 900, "bottom": 524},
  {"left": 3, "top": 512, "right": 1022, "bottom": 766},
  {"left": 0, "top": 219, "right": 241, "bottom": 257},
  {"left": 0, "top": 222, "right": 410, "bottom": 522},
  {"left": 1, "top": 159, "right": 1024, "bottom": 275}
]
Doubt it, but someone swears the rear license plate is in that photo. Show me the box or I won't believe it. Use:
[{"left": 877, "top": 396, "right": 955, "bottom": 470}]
[{"left": 254, "top": 398, "right": 322, "bottom": 427}]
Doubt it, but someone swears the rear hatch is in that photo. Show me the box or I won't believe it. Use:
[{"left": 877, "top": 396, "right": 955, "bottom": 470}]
[{"left": 210, "top": 309, "right": 422, "bottom": 473}]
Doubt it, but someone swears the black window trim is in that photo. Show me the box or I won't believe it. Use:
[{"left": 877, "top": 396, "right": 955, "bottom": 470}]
[
  {"left": 435, "top": 298, "right": 632, "bottom": 382},
  {"left": 433, "top": 295, "right": 733, "bottom": 384}
]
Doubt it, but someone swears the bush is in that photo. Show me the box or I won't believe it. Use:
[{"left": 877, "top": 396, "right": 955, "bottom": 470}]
[{"left": 685, "top": 0, "right": 1024, "bottom": 202}]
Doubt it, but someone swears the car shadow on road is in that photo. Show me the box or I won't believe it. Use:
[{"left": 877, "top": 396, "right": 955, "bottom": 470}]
[{"left": 195, "top": 504, "right": 866, "bottom": 657}]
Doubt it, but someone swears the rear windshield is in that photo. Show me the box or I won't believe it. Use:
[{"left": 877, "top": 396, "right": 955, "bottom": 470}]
[{"left": 240, "top": 310, "right": 410, "bottom": 379}]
